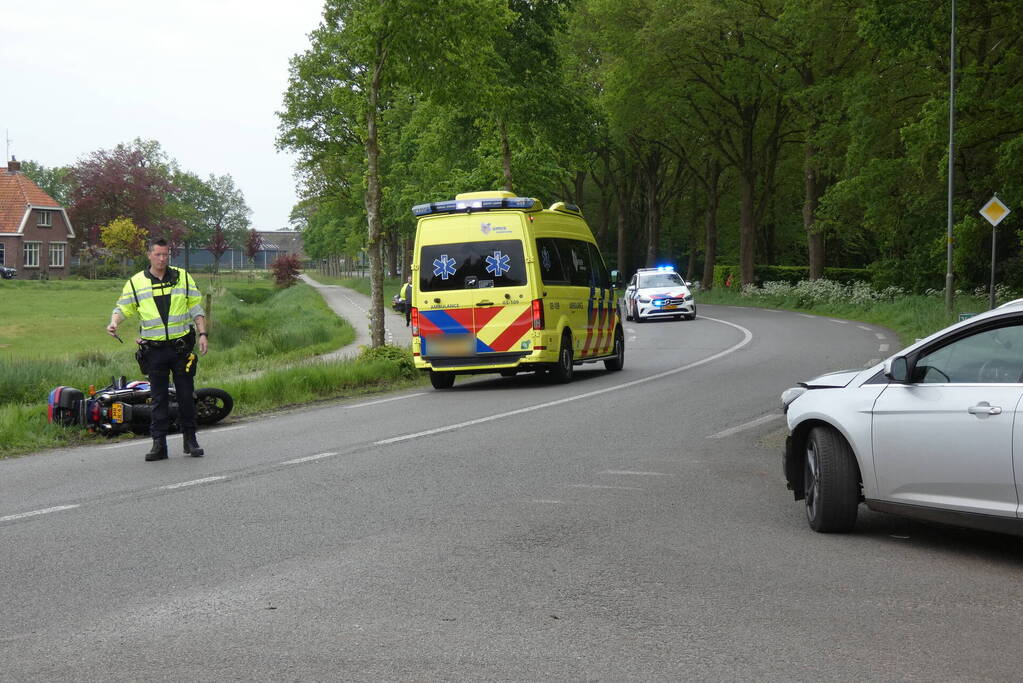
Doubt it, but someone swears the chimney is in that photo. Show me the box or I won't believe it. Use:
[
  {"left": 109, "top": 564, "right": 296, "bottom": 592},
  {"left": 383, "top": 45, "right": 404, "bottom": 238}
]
[{"left": 7, "top": 156, "right": 21, "bottom": 173}]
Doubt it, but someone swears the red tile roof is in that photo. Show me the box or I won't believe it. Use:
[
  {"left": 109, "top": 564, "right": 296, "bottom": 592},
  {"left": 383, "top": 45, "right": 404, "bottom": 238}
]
[{"left": 0, "top": 170, "right": 62, "bottom": 234}]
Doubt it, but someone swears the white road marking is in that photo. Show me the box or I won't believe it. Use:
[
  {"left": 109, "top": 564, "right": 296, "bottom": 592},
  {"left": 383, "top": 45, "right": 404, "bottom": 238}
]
[
  {"left": 829, "top": 319, "right": 849, "bottom": 324},
  {"left": 875, "top": 333, "right": 886, "bottom": 340},
  {"left": 102, "top": 440, "right": 155, "bottom": 450},
  {"left": 281, "top": 451, "right": 338, "bottom": 465},
  {"left": 879, "top": 344, "right": 890, "bottom": 352},
  {"left": 599, "top": 470, "right": 673, "bottom": 477},
  {"left": 858, "top": 325, "right": 872, "bottom": 331},
  {"left": 865, "top": 358, "right": 881, "bottom": 366},
  {"left": 706, "top": 413, "right": 783, "bottom": 439},
  {"left": 376, "top": 315, "right": 753, "bottom": 446},
  {"left": 159, "top": 476, "right": 227, "bottom": 490},
  {"left": 349, "top": 393, "right": 425, "bottom": 409},
  {"left": 0, "top": 505, "right": 79, "bottom": 522},
  {"left": 798, "top": 314, "right": 817, "bottom": 319},
  {"left": 209, "top": 425, "right": 246, "bottom": 434},
  {"left": 525, "top": 499, "right": 565, "bottom": 505},
  {"left": 564, "top": 484, "right": 645, "bottom": 491}
]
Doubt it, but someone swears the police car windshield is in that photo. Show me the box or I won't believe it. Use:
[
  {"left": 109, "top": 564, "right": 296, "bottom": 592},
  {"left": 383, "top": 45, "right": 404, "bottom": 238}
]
[
  {"left": 420, "top": 240, "right": 527, "bottom": 291},
  {"left": 638, "top": 273, "right": 684, "bottom": 288}
]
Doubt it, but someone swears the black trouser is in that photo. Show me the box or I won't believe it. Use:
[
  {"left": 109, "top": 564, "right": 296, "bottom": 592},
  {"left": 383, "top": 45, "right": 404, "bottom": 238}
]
[{"left": 146, "top": 342, "right": 197, "bottom": 438}]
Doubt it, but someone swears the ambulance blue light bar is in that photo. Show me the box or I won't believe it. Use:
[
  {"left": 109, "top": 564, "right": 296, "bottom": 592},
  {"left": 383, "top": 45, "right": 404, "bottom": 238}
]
[{"left": 411, "top": 196, "right": 539, "bottom": 217}]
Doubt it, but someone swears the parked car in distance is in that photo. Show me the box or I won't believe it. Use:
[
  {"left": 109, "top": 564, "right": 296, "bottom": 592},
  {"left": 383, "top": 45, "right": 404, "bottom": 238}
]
[
  {"left": 0, "top": 265, "right": 16, "bottom": 279},
  {"left": 620, "top": 267, "right": 695, "bottom": 322},
  {"left": 781, "top": 299, "right": 1023, "bottom": 537}
]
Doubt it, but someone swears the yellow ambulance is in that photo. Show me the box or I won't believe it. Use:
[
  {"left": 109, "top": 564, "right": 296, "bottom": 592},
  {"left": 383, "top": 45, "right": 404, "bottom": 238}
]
[{"left": 409, "top": 190, "right": 624, "bottom": 389}]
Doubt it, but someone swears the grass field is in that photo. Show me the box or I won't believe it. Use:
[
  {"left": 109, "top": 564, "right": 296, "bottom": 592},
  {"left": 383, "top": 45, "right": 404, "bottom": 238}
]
[{"left": 0, "top": 273, "right": 419, "bottom": 457}]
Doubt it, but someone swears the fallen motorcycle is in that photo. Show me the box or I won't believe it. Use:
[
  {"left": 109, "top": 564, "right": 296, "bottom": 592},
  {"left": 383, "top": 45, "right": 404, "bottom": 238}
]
[{"left": 47, "top": 376, "right": 233, "bottom": 436}]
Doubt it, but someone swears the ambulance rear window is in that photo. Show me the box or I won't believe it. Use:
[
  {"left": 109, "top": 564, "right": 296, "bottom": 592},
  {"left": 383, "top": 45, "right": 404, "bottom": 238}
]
[{"left": 420, "top": 240, "right": 527, "bottom": 291}]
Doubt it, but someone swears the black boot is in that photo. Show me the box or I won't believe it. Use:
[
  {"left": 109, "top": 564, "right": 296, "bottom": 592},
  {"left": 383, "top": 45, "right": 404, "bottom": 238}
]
[
  {"left": 183, "top": 431, "right": 204, "bottom": 457},
  {"left": 145, "top": 437, "right": 168, "bottom": 461}
]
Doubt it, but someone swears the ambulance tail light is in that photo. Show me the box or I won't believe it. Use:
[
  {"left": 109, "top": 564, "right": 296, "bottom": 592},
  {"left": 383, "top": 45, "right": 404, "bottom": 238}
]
[
  {"left": 531, "top": 299, "right": 545, "bottom": 330},
  {"left": 411, "top": 307, "right": 420, "bottom": 336}
]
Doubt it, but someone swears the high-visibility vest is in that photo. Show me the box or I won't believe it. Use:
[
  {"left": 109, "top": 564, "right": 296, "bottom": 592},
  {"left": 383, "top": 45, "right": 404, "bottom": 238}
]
[
  {"left": 401, "top": 282, "right": 412, "bottom": 300},
  {"left": 114, "top": 267, "right": 205, "bottom": 341}
]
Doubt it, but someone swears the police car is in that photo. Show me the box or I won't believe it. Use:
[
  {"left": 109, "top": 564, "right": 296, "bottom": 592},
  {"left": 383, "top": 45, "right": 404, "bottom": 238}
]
[{"left": 620, "top": 267, "right": 695, "bottom": 322}]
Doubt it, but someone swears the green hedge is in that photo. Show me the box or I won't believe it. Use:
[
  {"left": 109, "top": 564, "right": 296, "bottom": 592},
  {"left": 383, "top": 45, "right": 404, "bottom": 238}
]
[{"left": 712, "top": 265, "right": 870, "bottom": 288}]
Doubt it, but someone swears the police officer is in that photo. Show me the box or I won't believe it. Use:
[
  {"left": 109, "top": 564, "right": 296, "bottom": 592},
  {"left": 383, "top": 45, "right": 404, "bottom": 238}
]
[
  {"left": 400, "top": 275, "right": 412, "bottom": 326},
  {"left": 106, "top": 238, "right": 209, "bottom": 461}
]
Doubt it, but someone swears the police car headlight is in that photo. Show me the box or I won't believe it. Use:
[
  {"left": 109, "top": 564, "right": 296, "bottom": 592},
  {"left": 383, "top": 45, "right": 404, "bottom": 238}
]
[
  {"left": 639, "top": 297, "right": 651, "bottom": 303},
  {"left": 781, "top": 386, "right": 807, "bottom": 412}
]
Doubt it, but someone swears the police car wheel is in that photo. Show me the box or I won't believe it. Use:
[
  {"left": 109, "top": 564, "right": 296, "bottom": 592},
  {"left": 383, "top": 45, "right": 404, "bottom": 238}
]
[{"left": 429, "top": 371, "right": 455, "bottom": 389}]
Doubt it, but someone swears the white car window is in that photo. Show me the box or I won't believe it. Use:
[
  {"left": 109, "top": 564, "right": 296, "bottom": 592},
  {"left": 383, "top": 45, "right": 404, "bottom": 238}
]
[{"left": 916, "top": 322, "right": 1023, "bottom": 383}]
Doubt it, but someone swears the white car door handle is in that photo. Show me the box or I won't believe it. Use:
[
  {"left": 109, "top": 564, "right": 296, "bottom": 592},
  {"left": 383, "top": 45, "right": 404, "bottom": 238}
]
[{"left": 968, "top": 402, "right": 1002, "bottom": 416}]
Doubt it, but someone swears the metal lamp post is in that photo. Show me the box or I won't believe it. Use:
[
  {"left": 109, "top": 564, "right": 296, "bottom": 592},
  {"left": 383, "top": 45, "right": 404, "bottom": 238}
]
[{"left": 944, "top": 0, "right": 957, "bottom": 314}]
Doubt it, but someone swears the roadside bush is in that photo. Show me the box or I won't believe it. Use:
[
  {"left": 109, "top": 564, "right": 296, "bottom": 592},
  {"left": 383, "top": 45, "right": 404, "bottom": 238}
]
[
  {"left": 270, "top": 254, "right": 302, "bottom": 288},
  {"left": 358, "top": 344, "right": 417, "bottom": 379},
  {"left": 712, "top": 264, "right": 870, "bottom": 288}
]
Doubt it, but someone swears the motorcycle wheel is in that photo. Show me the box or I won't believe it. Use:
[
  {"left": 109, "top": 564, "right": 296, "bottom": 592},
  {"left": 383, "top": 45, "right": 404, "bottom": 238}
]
[{"left": 195, "top": 388, "right": 234, "bottom": 425}]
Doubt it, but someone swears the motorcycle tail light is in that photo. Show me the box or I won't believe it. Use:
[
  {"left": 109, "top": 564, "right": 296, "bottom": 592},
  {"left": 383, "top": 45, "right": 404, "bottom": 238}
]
[
  {"left": 411, "top": 307, "right": 420, "bottom": 336},
  {"left": 89, "top": 400, "right": 101, "bottom": 425},
  {"left": 532, "top": 299, "right": 544, "bottom": 330}
]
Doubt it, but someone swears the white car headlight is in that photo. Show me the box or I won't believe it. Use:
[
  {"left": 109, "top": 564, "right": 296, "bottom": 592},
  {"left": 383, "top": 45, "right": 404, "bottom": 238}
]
[
  {"left": 781, "top": 386, "right": 807, "bottom": 411},
  {"left": 639, "top": 297, "right": 651, "bottom": 303}
]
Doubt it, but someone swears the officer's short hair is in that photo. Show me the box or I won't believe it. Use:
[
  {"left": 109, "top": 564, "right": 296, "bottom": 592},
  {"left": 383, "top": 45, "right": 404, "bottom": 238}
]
[{"left": 148, "top": 237, "right": 169, "bottom": 252}]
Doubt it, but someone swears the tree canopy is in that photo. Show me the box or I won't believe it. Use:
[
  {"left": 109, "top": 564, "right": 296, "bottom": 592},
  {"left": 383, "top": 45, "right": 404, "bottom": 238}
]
[{"left": 277, "top": 0, "right": 1023, "bottom": 343}]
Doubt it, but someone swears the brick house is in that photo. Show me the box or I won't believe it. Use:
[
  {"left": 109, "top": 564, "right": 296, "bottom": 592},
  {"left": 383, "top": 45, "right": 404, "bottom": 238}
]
[{"left": 0, "top": 158, "right": 75, "bottom": 278}]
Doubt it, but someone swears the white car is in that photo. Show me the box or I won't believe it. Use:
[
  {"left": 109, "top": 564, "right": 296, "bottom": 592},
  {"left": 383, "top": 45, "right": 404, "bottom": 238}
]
[
  {"left": 621, "top": 267, "right": 695, "bottom": 322},
  {"left": 781, "top": 299, "right": 1023, "bottom": 536}
]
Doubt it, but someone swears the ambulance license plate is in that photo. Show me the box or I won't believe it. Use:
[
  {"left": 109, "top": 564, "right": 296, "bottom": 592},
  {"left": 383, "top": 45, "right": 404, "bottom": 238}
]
[
  {"left": 110, "top": 403, "right": 124, "bottom": 423},
  {"left": 424, "top": 334, "right": 474, "bottom": 357}
]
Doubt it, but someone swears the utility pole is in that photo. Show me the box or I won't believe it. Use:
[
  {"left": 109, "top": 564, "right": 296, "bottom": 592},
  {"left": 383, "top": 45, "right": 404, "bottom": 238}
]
[{"left": 944, "top": 0, "right": 957, "bottom": 314}]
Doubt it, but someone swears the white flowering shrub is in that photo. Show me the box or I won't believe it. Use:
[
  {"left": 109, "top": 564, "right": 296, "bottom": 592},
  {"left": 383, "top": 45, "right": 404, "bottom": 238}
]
[{"left": 740, "top": 279, "right": 907, "bottom": 306}]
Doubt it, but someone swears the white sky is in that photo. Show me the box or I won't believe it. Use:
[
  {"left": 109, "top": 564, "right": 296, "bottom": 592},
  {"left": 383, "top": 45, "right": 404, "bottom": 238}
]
[{"left": 0, "top": 0, "right": 325, "bottom": 230}]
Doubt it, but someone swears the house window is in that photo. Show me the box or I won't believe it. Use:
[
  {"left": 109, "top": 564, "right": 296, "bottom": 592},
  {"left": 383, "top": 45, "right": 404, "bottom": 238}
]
[
  {"left": 37, "top": 210, "right": 53, "bottom": 227},
  {"left": 0, "top": 242, "right": 5, "bottom": 265},
  {"left": 49, "top": 242, "right": 66, "bottom": 268},
  {"left": 23, "top": 242, "right": 40, "bottom": 268}
]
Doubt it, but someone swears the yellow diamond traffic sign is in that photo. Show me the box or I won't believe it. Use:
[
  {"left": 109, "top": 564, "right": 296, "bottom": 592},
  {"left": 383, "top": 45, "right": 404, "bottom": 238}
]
[{"left": 980, "top": 196, "right": 1011, "bottom": 227}]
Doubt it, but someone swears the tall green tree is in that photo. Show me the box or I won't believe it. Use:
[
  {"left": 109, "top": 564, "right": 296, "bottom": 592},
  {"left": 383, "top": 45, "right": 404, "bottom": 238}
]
[{"left": 280, "top": 0, "right": 511, "bottom": 346}]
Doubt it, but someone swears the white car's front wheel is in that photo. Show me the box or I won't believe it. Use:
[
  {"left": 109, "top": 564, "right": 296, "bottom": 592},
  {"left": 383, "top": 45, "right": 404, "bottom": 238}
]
[{"left": 804, "top": 426, "right": 859, "bottom": 533}]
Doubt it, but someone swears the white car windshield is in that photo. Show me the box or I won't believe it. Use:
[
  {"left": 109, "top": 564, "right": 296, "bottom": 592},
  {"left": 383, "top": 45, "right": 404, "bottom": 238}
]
[{"left": 638, "top": 273, "right": 684, "bottom": 288}]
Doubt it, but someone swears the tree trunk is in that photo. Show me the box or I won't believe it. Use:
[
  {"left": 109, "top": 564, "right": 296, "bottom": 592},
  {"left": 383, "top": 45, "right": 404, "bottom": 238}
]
[
  {"left": 364, "top": 49, "right": 386, "bottom": 347},
  {"left": 645, "top": 184, "right": 660, "bottom": 267},
  {"left": 386, "top": 231, "right": 398, "bottom": 278},
  {"left": 701, "top": 159, "right": 721, "bottom": 291},
  {"left": 739, "top": 172, "right": 756, "bottom": 286},
  {"left": 500, "top": 119, "right": 514, "bottom": 192},
  {"left": 803, "top": 143, "right": 825, "bottom": 279}
]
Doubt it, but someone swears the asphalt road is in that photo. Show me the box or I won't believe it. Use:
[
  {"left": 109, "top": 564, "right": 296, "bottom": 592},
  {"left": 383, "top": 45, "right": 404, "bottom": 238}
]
[{"left": 3, "top": 304, "right": 1021, "bottom": 681}]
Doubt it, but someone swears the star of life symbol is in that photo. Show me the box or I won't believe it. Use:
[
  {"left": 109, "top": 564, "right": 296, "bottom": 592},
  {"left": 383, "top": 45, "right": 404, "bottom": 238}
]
[
  {"left": 433, "top": 254, "right": 457, "bottom": 280},
  {"left": 485, "top": 250, "right": 511, "bottom": 277}
]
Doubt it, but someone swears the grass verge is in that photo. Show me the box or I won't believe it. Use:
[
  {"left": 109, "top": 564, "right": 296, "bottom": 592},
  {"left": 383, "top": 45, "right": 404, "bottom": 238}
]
[
  {"left": 695, "top": 285, "right": 992, "bottom": 346},
  {"left": 0, "top": 275, "right": 422, "bottom": 458}
]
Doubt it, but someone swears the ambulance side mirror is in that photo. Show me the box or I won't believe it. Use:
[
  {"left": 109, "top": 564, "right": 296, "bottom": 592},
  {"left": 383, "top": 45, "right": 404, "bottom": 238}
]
[{"left": 610, "top": 270, "right": 623, "bottom": 288}]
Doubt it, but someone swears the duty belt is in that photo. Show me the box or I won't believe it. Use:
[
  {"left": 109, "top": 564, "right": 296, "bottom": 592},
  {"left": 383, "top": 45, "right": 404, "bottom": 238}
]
[{"left": 140, "top": 338, "right": 188, "bottom": 350}]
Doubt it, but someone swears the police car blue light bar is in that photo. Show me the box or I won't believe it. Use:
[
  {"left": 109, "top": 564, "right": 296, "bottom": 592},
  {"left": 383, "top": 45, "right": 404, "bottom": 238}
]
[{"left": 412, "top": 196, "right": 539, "bottom": 217}]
